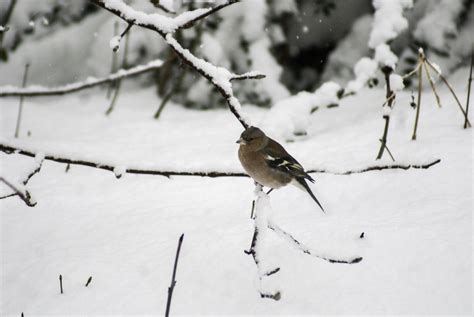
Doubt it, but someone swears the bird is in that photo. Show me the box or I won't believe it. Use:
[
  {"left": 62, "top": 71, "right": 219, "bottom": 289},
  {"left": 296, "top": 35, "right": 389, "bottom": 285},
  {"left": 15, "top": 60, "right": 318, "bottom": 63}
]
[{"left": 237, "top": 126, "right": 325, "bottom": 212}]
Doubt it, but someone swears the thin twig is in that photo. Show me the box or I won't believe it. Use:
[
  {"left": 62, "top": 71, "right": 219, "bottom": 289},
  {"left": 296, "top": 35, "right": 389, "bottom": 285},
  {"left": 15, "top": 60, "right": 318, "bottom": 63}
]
[
  {"left": 105, "top": 27, "right": 131, "bottom": 116},
  {"left": 59, "top": 275, "right": 63, "bottom": 294},
  {"left": 14, "top": 63, "right": 30, "bottom": 138},
  {"left": 376, "top": 66, "right": 394, "bottom": 160},
  {"left": 85, "top": 276, "right": 92, "bottom": 287},
  {"left": 425, "top": 58, "right": 471, "bottom": 127},
  {"left": 106, "top": 21, "right": 119, "bottom": 99},
  {"left": 412, "top": 53, "right": 423, "bottom": 140},
  {"left": 0, "top": 60, "right": 163, "bottom": 97},
  {"left": 465, "top": 46, "right": 473, "bottom": 129},
  {"left": 423, "top": 61, "right": 442, "bottom": 108},
  {"left": 165, "top": 233, "right": 184, "bottom": 317},
  {"left": 402, "top": 63, "right": 421, "bottom": 79}
]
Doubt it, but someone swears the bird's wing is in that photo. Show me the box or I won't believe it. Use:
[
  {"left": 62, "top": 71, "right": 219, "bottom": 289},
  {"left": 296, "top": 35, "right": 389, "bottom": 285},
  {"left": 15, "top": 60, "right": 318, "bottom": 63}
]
[{"left": 263, "top": 139, "right": 315, "bottom": 182}]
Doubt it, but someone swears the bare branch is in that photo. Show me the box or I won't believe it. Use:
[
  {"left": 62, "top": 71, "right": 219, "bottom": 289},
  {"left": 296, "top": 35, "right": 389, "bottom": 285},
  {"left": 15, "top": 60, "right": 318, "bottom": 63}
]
[
  {"left": 230, "top": 71, "right": 266, "bottom": 81},
  {"left": 0, "top": 142, "right": 441, "bottom": 178},
  {"left": 0, "top": 60, "right": 163, "bottom": 97}
]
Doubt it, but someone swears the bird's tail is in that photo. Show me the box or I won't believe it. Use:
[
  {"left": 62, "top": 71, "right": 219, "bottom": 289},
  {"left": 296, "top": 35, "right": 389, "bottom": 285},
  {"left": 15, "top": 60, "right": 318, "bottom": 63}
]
[{"left": 294, "top": 177, "right": 325, "bottom": 213}]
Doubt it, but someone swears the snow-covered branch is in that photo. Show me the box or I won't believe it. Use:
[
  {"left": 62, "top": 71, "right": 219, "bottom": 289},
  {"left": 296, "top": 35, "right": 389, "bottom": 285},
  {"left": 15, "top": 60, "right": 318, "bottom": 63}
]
[
  {"left": 90, "top": 0, "right": 259, "bottom": 129},
  {"left": 0, "top": 141, "right": 441, "bottom": 179},
  {"left": 267, "top": 221, "right": 362, "bottom": 264},
  {"left": 0, "top": 59, "right": 163, "bottom": 97},
  {"left": 0, "top": 154, "right": 43, "bottom": 207},
  {"left": 244, "top": 186, "right": 281, "bottom": 300}
]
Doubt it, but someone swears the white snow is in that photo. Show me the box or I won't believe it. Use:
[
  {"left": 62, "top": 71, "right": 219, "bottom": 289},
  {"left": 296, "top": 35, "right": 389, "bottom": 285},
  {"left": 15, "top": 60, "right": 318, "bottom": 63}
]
[
  {"left": 102, "top": 0, "right": 214, "bottom": 34},
  {"left": 109, "top": 35, "right": 121, "bottom": 52},
  {"left": 346, "top": 57, "right": 378, "bottom": 93},
  {"left": 389, "top": 74, "right": 405, "bottom": 91},
  {"left": 368, "top": 0, "right": 413, "bottom": 49},
  {"left": 113, "top": 165, "right": 127, "bottom": 179},
  {"left": 374, "top": 43, "right": 399, "bottom": 69},
  {"left": 413, "top": 0, "right": 464, "bottom": 52},
  {"left": 0, "top": 67, "right": 472, "bottom": 314}
]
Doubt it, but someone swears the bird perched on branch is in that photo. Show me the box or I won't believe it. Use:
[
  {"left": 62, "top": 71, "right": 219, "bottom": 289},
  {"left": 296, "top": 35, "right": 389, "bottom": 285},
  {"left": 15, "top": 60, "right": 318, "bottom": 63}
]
[{"left": 237, "top": 126, "right": 325, "bottom": 212}]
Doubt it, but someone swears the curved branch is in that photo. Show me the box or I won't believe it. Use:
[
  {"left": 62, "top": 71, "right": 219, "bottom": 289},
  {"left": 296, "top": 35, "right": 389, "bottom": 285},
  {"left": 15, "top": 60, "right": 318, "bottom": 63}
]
[
  {"left": 0, "top": 59, "right": 163, "bottom": 97},
  {"left": 90, "top": 0, "right": 254, "bottom": 128},
  {"left": 0, "top": 142, "right": 441, "bottom": 178}
]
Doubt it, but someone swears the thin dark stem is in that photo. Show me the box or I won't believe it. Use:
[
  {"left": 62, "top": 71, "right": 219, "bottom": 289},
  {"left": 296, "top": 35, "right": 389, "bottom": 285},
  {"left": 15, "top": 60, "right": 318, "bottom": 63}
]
[
  {"left": 423, "top": 62, "right": 442, "bottom": 108},
  {"left": 425, "top": 59, "right": 471, "bottom": 127},
  {"left": 376, "top": 67, "right": 394, "bottom": 160},
  {"left": 106, "top": 28, "right": 131, "bottom": 115},
  {"left": 465, "top": 46, "right": 473, "bottom": 129},
  {"left": 106, "top": 21, "right": 119, "bottom": 99},
  {"left": 59, "top": 275, "right": 63, "bottom": 294},
  {"left": 412, "top": 55, "right": 423, "bottom": 140},
  {"left": 165, "top": 233, "right": 184, "bottom": 317},
  {"left": 14, "top": 63, "right": 30, "bottom": 138},
  {"left": 85, "top": 276, "right": 92, "bottom": 287}
]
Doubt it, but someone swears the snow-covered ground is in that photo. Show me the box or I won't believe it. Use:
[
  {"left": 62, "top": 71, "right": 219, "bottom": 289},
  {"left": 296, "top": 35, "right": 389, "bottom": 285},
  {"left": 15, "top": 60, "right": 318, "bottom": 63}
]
[{"left": 0, "top": 67, "right": 472, "bottom": 315}]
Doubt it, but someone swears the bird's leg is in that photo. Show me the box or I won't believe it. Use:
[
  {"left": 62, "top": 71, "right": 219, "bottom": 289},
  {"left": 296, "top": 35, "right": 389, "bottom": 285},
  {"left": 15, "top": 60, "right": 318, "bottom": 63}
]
[
  {"left": 250, "top": 182, "right": 265, "bottom": 219},
  {"left": 266, "top": 188, "right": 273, "bottom": 195}
]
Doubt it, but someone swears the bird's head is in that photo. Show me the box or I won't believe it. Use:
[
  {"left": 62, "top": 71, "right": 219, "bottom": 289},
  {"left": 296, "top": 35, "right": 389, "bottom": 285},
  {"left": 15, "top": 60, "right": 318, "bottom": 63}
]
[{"left": 236, "top": 126, "right": 268, "bottom": 151}]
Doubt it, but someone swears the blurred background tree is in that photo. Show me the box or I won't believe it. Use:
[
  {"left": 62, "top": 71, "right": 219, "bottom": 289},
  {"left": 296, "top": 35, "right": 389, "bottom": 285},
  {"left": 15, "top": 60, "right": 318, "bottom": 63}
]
[{"left": 0, "top": 0, "right": 472, "bottom": 109}]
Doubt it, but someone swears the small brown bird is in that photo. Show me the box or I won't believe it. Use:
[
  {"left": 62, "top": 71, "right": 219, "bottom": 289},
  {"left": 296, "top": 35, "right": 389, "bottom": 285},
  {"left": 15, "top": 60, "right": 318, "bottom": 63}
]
[{"left": 237, "top": 126, "right": 324, "bottom": 212}]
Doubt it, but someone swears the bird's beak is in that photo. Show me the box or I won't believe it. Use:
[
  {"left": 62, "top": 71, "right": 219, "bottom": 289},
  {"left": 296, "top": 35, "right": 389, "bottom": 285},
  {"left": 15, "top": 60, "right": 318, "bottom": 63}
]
[{"left": 236, "top": 137, "right": 247, "bottom": 145}]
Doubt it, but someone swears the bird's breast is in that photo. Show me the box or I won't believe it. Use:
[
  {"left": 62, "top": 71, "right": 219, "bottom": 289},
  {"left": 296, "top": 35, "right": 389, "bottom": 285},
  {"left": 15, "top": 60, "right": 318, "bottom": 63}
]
[{"left": 238, "top": 146, "right": 291, "bottom": 189}]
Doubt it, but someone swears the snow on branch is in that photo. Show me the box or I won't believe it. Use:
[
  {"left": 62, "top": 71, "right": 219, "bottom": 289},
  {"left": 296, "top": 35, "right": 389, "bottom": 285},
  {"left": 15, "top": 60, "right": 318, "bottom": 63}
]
[
  {"left": 93, "top": 0, "right": 239, "bottom": 35},
  {"left": 0, "top": 153, "right": 44, "bottom": 207},
  {"left": 0, "top": 59, "right": 163, "bottom": 98},
  {"left": 91, "top": 0, "right": 258, "bottom": 129},
  {"left": 267, "top": 220, "right": 362, "bottom": 264},
  {"left": 0, "top": 141, "right": 441, "bottom": 179}
]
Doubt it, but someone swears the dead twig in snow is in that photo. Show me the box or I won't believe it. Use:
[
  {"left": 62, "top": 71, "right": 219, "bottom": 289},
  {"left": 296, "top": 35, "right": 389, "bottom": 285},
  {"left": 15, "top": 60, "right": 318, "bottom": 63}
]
[
  {"left": 411, "top": 50, "right": 424, "bottom": 140},
  {"left": 165, "top": 233, "right": 184, "bottom": 317},
  {"left": 376, "top": 66, "right": 395, "bottom": 160}
]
